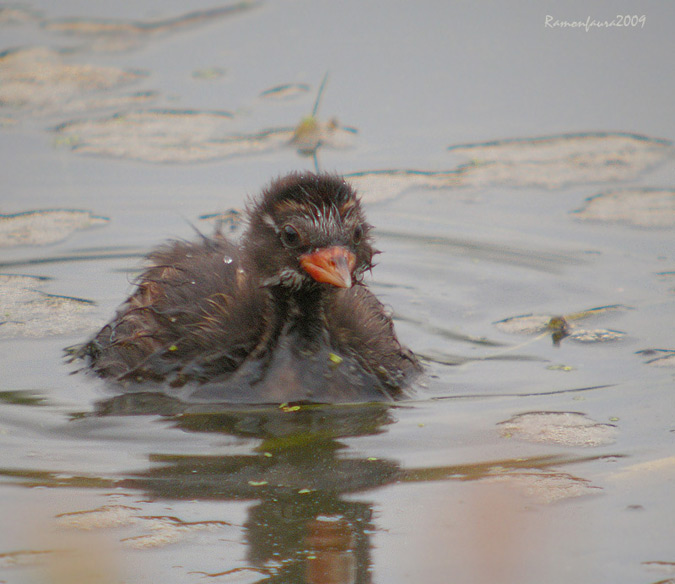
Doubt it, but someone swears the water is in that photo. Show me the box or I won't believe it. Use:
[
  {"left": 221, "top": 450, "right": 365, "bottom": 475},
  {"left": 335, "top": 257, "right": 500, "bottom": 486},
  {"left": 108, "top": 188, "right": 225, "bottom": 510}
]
[{"left": 1, "top": 1, "right": 674, "bottom": 583}]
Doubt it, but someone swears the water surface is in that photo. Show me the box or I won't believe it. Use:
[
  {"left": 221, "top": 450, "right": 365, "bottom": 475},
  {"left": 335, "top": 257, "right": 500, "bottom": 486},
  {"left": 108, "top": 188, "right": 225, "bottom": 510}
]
[{"left": 1, "top": 1, "right": 674, "bottom": 583}]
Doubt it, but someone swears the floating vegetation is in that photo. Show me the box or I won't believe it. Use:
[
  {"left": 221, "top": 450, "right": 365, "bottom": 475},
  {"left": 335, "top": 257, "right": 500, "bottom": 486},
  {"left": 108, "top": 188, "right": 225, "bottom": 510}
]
[
  {"left": 0, "top": 274, "right": 97, "bottom": 338},
  {"left": 57, "top": 502, "right": 230, "bottom": 549},
  {"left": 498, "top": 411, "right": 618, "bottom": 447},
  {"left": 42, "top": 1, "right": 260, "bottom": 52},
  {"left": 0, "top": 5, "right": 41, "bottom": 24},
  {"left": 53, "top": 77, "right": 357, "bottom": 164},
  {"left": 55, "top": 90, "right": 158, "bottom": 117},
  {"left": 546, "top": 364, "right": 576, "bottom": 372},
  {"left": 56, "top": 504, "right": 140, "bottom": 530},
  {"left": 345, "top": 169, "right": 463, "bottom": 203},
  {"left": 193, "top": 117, "right": 356, "bottom": 165},
  {"left": 121, "top": 517, "right": 228, "bottom": 549},
  {"left": 345, "top": 132, "right": 673, "bottom": 202},
  {"left": 191, "top": 67, "right": 226, "bottom": 80},
  {"left": 636, "top": 349, "right": 675, "bottom": 368},
  {"left": 494, "top": 305, "right": 629, "bottom": 345},
  {"left": 0, "top": 549, "right": 56, "bottom": 569},
  {"left": 287, "top": 74, "right": 357, "bottom": 169},
  {"left": 573, "top": 188, "right": 675, "bottom": 228},
  {"left": 564, "top": 328, "right": 626, "bottom": 343},
  {"left": 53, "top": 109, "right": 236, "bottom": 163},
  {"left": 259, "top": 82, "right": 311, "bottom": 100},
  {"left": 641, "top": 560, "right": 675, "bottom": 580},
  {"left": 0, "top": 47, "right": 144, "bottom": 113},
  {"left": 486, "top": 470, "right": 601, "bottom": 504},
  {"left": 291, "top": 116, "right": 356, "bottom": 156},
  {"left": 448, "top": 132, "right": 674, "bottom": 189},
  {"left": 0, "top": 209, "right": 109, "bottom": 247}
]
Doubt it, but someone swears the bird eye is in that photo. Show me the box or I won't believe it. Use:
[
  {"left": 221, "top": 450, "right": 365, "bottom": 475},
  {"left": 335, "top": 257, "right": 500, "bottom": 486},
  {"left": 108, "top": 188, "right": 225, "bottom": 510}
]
[
  {"left": 353, "top": 224, "right": 363, "bottom": 244},
  {"left": 280, "top": 224, "right": 302, "bottom": 248}
]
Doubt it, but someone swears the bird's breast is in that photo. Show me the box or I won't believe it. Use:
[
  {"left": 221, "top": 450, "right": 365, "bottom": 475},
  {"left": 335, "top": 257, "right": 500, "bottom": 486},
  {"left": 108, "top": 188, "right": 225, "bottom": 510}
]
[{"left": 190, "top": 331, "right": 393, "bottom": 404}]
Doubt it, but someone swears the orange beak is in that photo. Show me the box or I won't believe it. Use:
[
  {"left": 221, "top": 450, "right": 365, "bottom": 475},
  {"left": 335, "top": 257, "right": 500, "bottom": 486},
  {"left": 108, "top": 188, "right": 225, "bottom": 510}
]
[{"left": 299, "top": 246, "right": 356, "bottom": 288}]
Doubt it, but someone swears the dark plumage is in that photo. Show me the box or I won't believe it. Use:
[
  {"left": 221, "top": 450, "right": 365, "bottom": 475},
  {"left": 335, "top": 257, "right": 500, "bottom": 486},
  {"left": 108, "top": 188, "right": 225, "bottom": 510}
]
[{"left": 82, "top": 173, "right": 420, "bottom": 403}]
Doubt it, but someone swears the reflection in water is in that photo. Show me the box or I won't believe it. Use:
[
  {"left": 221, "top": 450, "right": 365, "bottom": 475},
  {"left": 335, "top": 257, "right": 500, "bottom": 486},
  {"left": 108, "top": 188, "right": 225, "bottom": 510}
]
[
  {"left": 0, "top": 394, "right": 615, "bottom": 584},
  {"left": 305, "top": 515, "right": 358, "bottom": 584},
  {"left": 93, "top": 398, "right": 374, "bottom": 584},
  {"left": 102, "top": 395, "right": 394, "bottom": 584}
]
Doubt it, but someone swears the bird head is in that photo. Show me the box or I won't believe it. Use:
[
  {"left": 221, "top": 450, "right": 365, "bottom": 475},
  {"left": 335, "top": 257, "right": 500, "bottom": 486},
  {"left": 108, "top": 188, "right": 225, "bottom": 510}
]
[{"left": 243, "top": 173, "right": 375, "bottom": 291}]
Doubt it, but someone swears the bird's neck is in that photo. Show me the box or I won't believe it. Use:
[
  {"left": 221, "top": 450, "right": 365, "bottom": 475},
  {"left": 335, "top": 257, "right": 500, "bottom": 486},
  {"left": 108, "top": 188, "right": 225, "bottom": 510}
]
[{"left": 266, "top": 286, "right": 333, "bottom": 351}]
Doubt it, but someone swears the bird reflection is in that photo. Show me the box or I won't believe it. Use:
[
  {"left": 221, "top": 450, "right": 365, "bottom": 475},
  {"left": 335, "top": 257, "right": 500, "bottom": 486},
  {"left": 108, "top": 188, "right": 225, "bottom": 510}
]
[{"left": 98, "top": 393, "right": 395, "bottom": 583}]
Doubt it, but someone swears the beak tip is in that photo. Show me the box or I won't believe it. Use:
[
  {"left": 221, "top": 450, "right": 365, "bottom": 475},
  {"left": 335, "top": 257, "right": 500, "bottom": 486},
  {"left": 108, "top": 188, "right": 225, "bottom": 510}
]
[{"left": 300, "top": 246, "right": 356, "bottom": 288}]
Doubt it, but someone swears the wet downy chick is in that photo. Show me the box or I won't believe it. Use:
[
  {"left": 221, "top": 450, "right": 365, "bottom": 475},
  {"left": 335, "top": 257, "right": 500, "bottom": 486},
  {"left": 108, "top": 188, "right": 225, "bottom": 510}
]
[
  {"left": 242, "top": 172, "right": 374, "bottom": 288},
  {"left": 83, "top": 172, "right": 420, "bottom": 403}
]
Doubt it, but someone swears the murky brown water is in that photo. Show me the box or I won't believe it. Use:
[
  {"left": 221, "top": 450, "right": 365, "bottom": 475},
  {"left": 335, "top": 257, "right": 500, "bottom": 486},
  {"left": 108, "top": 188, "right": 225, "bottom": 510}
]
[{"left": 1, "top": 1, "right": 674, "bottom": 583}]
